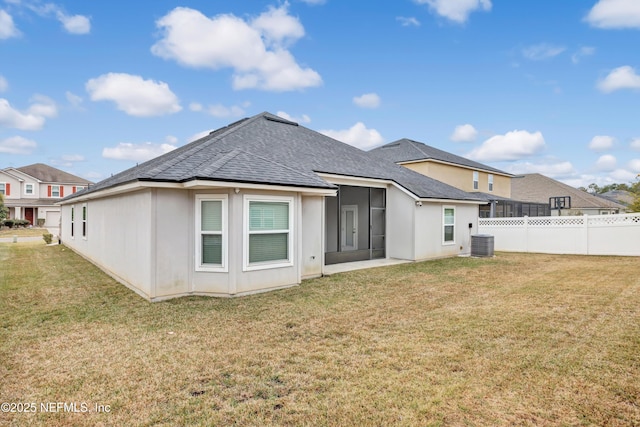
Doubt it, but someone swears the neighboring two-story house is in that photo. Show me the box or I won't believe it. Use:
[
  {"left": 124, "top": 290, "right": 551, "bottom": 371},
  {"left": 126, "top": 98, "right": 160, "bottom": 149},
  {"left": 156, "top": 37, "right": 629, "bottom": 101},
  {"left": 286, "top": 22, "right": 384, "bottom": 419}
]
[
  {"left": 0, "top": 163, "right": 92, "bottom": 227},
  {"left": 370, "top": 139, "right": 552, "bottom": 217}
]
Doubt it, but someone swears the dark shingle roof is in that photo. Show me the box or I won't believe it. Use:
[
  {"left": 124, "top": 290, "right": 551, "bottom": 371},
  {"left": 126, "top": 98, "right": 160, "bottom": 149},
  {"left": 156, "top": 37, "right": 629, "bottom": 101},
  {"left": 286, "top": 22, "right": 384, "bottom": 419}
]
[
  {"left": 64, "top": 112, "right": 483, "bottom": 202},
  {"left": 16, "top": 163, "right": 92, "bottom": 185},
  {"left": 370, "top": 138, "right": 511, "bottom": 176}
]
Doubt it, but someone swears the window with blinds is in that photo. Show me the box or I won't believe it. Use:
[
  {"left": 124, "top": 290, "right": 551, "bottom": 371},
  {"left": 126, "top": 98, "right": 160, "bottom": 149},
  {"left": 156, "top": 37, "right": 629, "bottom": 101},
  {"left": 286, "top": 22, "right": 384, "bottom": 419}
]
[
  {"left": 196, "top": 195, "right": 227, "bottom": 271},
  {"left": 443, "top": 206, "right": 455, "bottom": 244},
  {"left": 244, "top": 197, "right": 293, "bottom": 270}
]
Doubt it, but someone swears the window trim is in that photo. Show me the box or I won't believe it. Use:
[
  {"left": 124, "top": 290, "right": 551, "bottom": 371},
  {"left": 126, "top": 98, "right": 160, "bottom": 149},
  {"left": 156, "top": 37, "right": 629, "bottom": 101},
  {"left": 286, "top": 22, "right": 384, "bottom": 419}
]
[
  {"left": 443, "top": 205, "right": 456, "bottom": 245},
  {"left": 0, "top": 183, "right": 6, "bottom": 196},
  {"left": 488, "top": 174, "right": 494, "bottom": 192},
  {"left": 25, "top": 183, "right": 34, "bottom": 195},
  {"left": 472, "top": 171, "right": 479, "bottom": 190},
  {"left": 243, "top": 194, "right": 294, "bottom": 272},
  {"left": 195, "top": 194, "right": 228, "bottom": 272},
  {"left": 51, "top": 185, "right": 62, "bottom": 198},
  {"left": 81, "top": 203, "right": 87, "bottom": 240},
  {"left": 70, "top": 206, "right": 75, "bottom": 239}
]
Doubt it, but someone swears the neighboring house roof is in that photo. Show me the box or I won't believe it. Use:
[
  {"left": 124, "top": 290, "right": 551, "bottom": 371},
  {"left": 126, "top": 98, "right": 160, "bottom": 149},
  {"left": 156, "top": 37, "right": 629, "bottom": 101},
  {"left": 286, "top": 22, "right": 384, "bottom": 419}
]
[
  {"left": 599, "top": 190, "right": 635, "bottom": 207},
  {"left": 511, "top": 174, "right": 626, "bottom": 210},
  {"left": 4, "top": 198, "right": 59, "bottom": 207},
  {"left": 14, "top": 163, "right": 92, "bottom": 185},
  {"left": 63, "top": 112, "right": 483, "bottom": 203},
  {"left": 369, "top": 138, "right": 512, "bottom": 176}
]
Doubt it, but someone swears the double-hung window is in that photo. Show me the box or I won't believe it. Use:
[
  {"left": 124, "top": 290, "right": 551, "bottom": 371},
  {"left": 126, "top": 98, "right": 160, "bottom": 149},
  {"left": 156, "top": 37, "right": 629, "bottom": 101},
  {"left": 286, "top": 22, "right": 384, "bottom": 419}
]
[
  {"left": 25, "top": 184, "right": 34, "bottom": 195},
  {"left": 443, "top": 206, "right": 455, "bottom": 244},
  {"left": 0, "top": 183, "right": 7, "bottom": 196},
  {"left": 71, "top": 206, "right": 75, "bottom": 238},
  {"left": 195, "top": 195, "right": 227, "bottom": 271},
  {"left": 82, "top": 204, "right": 88, "bottom": 239},
  {"left": 244, "top": 196, "right": 293, "bottom": 271},
  {"left": 488, "top": 174, "right": 494, "bottom": 192},
  {"left": 472, "top": 171, "right": 479, "bottom": 190}
]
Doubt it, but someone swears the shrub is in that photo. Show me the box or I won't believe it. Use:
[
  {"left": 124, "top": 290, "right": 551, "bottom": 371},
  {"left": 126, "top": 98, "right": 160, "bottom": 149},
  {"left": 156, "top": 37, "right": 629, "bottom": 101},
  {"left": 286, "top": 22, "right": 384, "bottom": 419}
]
[
  {"left": 3, "top": 219, "right": 14, "bottom": 228},
  {"left": 37, "top": 218, "right": 46, "bottom": 227},
  {"left": 43, "top": 233, "right": 53, "bottom": 244},
  {"left": 13, "top": 219, "right": 30, "bottom": 228}
]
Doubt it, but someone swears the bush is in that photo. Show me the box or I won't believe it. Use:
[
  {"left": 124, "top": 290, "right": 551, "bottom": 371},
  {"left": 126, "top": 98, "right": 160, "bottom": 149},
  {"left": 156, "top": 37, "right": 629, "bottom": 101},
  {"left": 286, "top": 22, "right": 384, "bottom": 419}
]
[
  {"left": 13, "top": 219, "right": 31, "bottom": 228},
  {"left": 37, "top": 218, "right": 45, "bottom": 227},
  {"left": 43, "top": 233, "right": 53, "bottom": 244},
  {"left": 3, "top": 219, "right": 14, "bottom": 228}
]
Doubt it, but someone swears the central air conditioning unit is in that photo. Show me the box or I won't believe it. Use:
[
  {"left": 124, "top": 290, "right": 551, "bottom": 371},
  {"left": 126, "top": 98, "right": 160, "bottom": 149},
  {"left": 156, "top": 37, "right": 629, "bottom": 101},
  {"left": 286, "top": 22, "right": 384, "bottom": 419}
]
[{"left": 471, "top": 234, "right": 494, "bottom": 257}]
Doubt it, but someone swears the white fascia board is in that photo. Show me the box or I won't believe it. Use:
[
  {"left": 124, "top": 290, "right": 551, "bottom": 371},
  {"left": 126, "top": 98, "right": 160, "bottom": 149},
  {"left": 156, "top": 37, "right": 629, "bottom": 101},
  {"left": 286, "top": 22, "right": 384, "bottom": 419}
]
[
  {"left": 419, "top": 198, "right": 486, "bottom": 205},
  {"left": 316, "top": 173, "right": 391, "bottom": 188},
  {"left": 58, "top": 179, "right": 336, "bottom": 205}
]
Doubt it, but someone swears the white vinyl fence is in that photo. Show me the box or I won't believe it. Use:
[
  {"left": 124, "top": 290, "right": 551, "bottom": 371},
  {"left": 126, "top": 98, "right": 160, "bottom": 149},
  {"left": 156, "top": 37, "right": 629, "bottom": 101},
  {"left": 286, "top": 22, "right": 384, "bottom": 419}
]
[{"left": 478, "top": 213, "right": 640, "bottom": 256}]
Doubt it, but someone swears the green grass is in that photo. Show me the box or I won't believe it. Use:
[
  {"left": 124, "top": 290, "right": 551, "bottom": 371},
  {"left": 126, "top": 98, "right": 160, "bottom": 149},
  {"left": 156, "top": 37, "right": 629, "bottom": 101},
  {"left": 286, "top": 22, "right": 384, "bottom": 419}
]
[{"left": 1, "top": 244, "right": 639, "bottom": 426}]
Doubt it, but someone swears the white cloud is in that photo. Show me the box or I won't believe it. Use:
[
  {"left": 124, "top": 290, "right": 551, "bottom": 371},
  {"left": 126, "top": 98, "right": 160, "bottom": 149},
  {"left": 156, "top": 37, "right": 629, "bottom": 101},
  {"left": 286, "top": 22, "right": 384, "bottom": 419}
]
[
  {"left": 189, "top": 129, "right": 214, "bottom": 143},
  {"left": 56, "top": 12, "right": 90, "bottom": 34},
  {"left": 0, "top": 10, "right": 20, "bottom": 39},
  {"left": 610, "top": 168, "right": 639, "bottom": 182},
  {"left": 397, "top": 16, "right": 421, "bottom": 27},
  {"left": 0, "top": 75, "right": 7, "bottom": 92},
  {"left": 276, "top": 111, "right": 311, "bottom": 123},
  {"left": 467, "top": 130, "right": 545, "bottom": 162},
  {"left": 0, "top": 96, "right": 57, "bottom": 130},
  {"left": 353, "top": 93, "right": 381, "bottom": 109},
  {"left": 65, "top": 91, "right": 83, "bottom": 107},
  {"left": 320, "top": 122, "right": 384, "bottom": 150},
  {"left": 588, "top": 135, "right": 615, "bottom": 151},
  {"left": 522, "top": 43, "right": 566, "bottom": 61},
  {"left": 102, "top": 141, "right": 177, "bottom": 162},
  {"left": 299, "top": 0, "right": 326, "bottom": 4},
  {"left": 585, "top": 0, "right": 640, "bottom": 29},
  {"left": 50, "top": 154, "right": 86, "bottom": 168},
  {"left": 450, "top": 124, "right": 478, "bottom": 142},
  {"left": 597, "top": 66, "right": 640, "bottom": 93},
  {"left": 629, "top": 158, "right": 640, "bottom": 172},
  {"left": 189, "top": 102, "right": 203, "bottom": 112},
  {"left": 85, "top": 73, "right": 182, "bottom": 117},
  {"left": 205, "top": 104, "right": 246, "bottom": 118},
  {"left": 631, "top": 138, "right": 640, "bottom": 151},
  {"left": 151, "top": 6, "right": 322, "bottom": 92},
  {"left": 0, "top": 136, "right": 37, "bottom": 154},
  {"left": 415, "top": 0, "right": 492, "bottom": 24},
  {"left": 571, "top": 46, "right": 596, "bottom": 64},
  {"left": 595, "top": 154, "right": 617, "bottom": 171}
]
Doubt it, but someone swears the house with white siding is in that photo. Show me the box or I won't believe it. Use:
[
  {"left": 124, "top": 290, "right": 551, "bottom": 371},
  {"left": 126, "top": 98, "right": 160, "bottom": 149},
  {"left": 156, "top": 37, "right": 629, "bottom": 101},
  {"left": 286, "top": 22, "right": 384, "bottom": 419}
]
[{"left": 59, "top": 112, "right": 486, "bottom": 300}]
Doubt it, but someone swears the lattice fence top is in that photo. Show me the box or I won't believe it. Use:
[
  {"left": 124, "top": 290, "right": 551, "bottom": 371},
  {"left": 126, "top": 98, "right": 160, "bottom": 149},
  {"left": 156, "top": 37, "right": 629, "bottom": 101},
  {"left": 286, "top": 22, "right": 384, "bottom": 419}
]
[{"left": 479, "top": 213, "right": 640, "bottom": 227}]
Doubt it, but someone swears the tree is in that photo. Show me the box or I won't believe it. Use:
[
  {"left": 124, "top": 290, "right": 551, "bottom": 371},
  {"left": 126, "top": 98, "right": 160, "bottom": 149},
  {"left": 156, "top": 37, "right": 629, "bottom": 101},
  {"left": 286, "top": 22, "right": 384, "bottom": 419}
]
[
  {"left": 630, "top": 175, "right": 640, "bottom": 212},
  {"left": 0, "top": 194, "right": 8, "bottom": 221}
]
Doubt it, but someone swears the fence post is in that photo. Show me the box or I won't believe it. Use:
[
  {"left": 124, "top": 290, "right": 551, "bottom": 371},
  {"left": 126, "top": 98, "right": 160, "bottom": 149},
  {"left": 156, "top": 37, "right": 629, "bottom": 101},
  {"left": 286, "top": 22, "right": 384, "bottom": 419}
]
[{"left": 524, "top": 216, "right": 529, "bottom": 253}]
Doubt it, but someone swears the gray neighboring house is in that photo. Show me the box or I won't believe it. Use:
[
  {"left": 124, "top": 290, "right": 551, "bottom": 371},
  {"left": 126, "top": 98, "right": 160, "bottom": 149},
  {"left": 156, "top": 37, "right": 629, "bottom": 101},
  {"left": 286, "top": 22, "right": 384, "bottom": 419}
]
[
  {"left": 59, "top": 112, "right": 485, "bottom": 300},
  {"left": 511, "top": 173, "right": 626, "bottom": 215},
  {"left": 0, "top": 163, "right": 92, "bottom": 226}
]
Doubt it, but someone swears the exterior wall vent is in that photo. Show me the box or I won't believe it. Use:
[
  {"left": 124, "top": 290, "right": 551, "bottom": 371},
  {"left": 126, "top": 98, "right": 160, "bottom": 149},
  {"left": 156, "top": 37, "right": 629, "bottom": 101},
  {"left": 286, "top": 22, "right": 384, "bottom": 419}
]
[{"left": 471, "top": 234, "right": 494, "bottom": 257}]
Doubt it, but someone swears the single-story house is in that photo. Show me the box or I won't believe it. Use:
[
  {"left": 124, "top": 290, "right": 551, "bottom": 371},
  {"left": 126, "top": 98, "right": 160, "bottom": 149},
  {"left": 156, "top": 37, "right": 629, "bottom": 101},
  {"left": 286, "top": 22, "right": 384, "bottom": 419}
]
[
  {"left": 0, "top": 163, "right": 92, "bottom": 226},
  {"left": 59, "top": 112, "right": 485, "bottom": 301}
]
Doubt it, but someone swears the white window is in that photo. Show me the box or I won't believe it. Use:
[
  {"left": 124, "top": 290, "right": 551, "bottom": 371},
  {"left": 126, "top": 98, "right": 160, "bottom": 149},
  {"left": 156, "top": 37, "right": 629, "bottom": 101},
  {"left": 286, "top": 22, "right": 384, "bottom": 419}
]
[
  {"left": 0, "top": 183, "right": 6, "bottom": 195},
  {"left": 244, "top": 195, "right": 294, "bottom": 271},
  {"left": 82, "top": 204, "right": 87, "bottom": 239},
  {"left": 25, "top": 183, "right": 34, "bottom": 195},
  {"left": 195, "top": 194, "right": 228, "bottom": 272},
  {"left": 443, "top": 206, "right": 455, "bottom": 244},
  {"left": 488, "top": 174, "right": 494, "bottom": 192},
  {"left": 74, "top": 186, "right": 85, "bottom": 193},
  {"left": 472, "top": 171, "right": 479, "bottom": 190},
  {"left": 71, "top": 206, "right": 75, "bottom": 238},
  {"left": 51, "top": 185, "right": 61, "bottom": 197}
]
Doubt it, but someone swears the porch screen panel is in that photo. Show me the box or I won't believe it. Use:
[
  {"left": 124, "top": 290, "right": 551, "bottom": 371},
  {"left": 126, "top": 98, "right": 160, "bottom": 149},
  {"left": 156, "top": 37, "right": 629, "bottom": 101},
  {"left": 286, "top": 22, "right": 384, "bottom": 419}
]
[{"left": 249, "top": 201, "right": 289, "bottom": 263}]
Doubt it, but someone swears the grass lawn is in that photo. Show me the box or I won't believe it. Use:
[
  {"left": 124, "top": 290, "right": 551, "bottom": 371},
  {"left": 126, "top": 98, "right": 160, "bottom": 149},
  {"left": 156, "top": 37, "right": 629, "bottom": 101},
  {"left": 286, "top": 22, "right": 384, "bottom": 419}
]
[
  {"left": 0, "top": 227, "right": 50, "bottom": 237},
  {"left": 1, "top": 243, "right": 639, "bottom": 426}
]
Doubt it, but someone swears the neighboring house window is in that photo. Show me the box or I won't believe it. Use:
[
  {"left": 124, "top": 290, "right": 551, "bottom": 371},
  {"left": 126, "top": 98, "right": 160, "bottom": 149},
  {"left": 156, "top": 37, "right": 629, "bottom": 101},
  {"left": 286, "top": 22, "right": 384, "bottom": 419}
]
[
  {"left": 82, "top": 204, "right": 87, "bottom": 239},
  {"left": 0, "top": 183, "right": 9, "bottom": 196},
  {"left": 443, "top": 206, "right": 455, "bottom": 244},
  {"left": 25, "top": 183, "right": 34, "bottom": 195},
  {"left": 71, "top": 206, "right": 75, "bottom": 238},
  {"left": 473, "top": 171, "right": 479, "bottom": 190},
  {"left": 195, "top": 194, "right": 228, "bottom": 272},
  {"left": 49, "top": 185, "right": 64, "bottom": 198},
  {"left": 73, "top": 186, "right": 85, "bottom": 193},
  {"left": 244, "top": 195, "right": 293, "bottom": 271},
  {"left": 488, "top": 174, "right": 494, "bottom": 192}
]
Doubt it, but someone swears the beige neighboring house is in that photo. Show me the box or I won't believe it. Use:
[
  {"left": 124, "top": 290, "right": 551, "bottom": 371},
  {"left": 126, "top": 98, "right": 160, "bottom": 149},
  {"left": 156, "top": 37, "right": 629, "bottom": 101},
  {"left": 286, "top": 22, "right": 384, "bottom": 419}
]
[
  {"left": 511, "top": 173, "right": 626, "bottom": 215},
  {"left": 0, "top": 163, "right": 92, "bottom": 227}
]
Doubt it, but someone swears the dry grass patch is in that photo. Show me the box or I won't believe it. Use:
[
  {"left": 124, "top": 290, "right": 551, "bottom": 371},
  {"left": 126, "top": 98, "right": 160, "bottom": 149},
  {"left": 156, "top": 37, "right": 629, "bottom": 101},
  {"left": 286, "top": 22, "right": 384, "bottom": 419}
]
[
  {"left": 0, "top": 227, "right": 48, "bottom": 237},
  {"left": 1, "top": 244, "right": 639, "bottom": 426}
]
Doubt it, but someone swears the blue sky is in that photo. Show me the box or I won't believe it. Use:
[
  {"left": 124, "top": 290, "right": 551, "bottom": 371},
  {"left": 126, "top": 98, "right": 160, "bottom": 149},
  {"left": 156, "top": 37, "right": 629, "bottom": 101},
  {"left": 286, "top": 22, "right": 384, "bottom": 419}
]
[{"left": 1, "top": 0, "right": 640, "bottom": 188}]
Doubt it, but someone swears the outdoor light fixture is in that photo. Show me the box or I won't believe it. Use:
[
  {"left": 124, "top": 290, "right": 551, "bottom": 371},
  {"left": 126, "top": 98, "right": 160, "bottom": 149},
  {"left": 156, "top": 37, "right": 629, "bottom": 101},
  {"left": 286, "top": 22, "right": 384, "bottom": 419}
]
[{"left": 415, "top": 200, "right": 423, "bottom": 207}]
